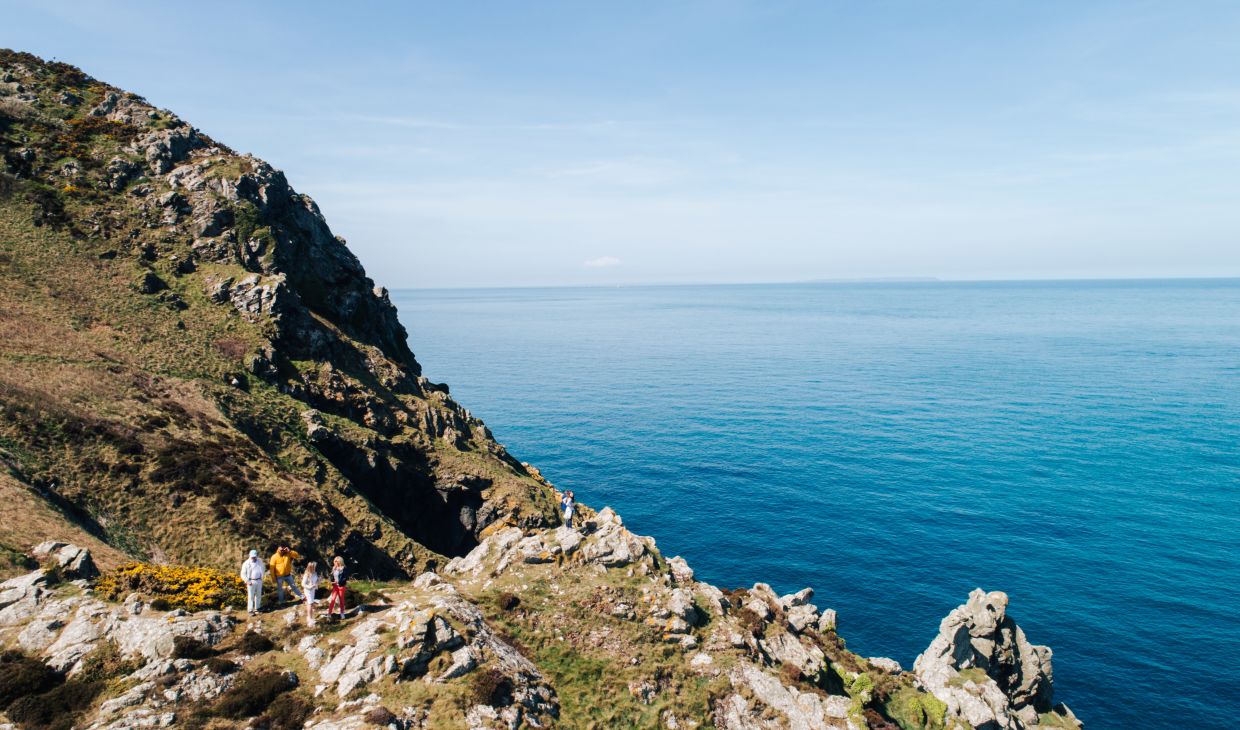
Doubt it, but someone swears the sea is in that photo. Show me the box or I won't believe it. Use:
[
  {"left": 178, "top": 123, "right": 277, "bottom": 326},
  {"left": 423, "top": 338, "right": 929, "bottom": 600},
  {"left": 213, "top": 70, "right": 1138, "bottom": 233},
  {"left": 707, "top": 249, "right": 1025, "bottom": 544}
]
[{"left": 391, "top": 279, "right": 1240, "bottom": 729}]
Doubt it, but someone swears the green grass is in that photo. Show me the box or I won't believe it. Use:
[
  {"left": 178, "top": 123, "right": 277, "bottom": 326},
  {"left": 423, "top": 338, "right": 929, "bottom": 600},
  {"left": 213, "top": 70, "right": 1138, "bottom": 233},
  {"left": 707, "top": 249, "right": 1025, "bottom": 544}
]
[{"left": 948, "top": 667, "right": 990, "bottom": 688}]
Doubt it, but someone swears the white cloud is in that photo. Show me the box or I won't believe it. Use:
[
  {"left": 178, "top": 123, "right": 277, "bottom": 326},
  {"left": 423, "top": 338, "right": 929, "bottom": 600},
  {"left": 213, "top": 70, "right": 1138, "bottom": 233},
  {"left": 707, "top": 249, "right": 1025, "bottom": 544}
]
[{"left": 584, "top": 255, "right": 622, "bottom": 268}]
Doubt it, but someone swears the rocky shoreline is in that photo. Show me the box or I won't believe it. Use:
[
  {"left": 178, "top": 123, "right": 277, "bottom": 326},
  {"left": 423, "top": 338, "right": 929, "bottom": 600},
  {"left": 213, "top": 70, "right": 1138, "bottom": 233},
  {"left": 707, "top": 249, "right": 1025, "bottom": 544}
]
[
  {"left": 0, "top": 528, "right": 1080, "bottom": 729},
  {"left": 0, "top": 49, "right": 1082, "bottom": 728}
]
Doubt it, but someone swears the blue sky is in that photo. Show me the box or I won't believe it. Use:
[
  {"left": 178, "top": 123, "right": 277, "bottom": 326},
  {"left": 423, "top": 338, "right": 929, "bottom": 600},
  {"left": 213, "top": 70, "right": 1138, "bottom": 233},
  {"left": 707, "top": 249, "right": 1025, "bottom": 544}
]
[{"left": 5, "top": 1, "right": 1240, "bottom": 287}]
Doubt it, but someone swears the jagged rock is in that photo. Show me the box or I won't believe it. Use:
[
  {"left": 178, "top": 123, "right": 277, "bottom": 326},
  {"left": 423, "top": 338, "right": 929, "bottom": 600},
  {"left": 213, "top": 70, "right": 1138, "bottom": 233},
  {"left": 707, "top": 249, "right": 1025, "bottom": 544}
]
[
  {"left": 226, "top": 273, "right": 290, "bottom": 322},
  {"left": 554, "top": 525, "right": 582, "bottom": 555},
  {"left": 668, "top": 556, "right": 694, "bottom": 584},
  {"left": 413, "top": 571, "right": 442, "bottom": 589},
  {"left": 0, "top": 570, "right": 50, "bottom": 618},
  {"left": 743, "top": 590, "right": 773, "bottom": 621},
  {"left": 777, "top": 588, "right": 814, "bottom": 611},
  {"left": 31, "top": 542, "right": 99, "bottom": 579},
  {"left": 817, "top": 609, "right": 837, "bottom": 632},
  {"left": 914, "top": 589, "right": 1078, "bottom": 730},
  {"left": 720, "top": 664, "right": 850, "bottom": 729},
  {"left": 90, "top": 91, "right": 119, "bottom": 117},
  {"left": 105, "top": 156, "right": 140, "bottom": 189},
  {"left": 578, "top": 517, "right": 650, "bottom": 567},
  {"left": 446, "top": 527, "right": 523, "bottom": 576},
  {"left": 696, "top": 584, "right": 730, "bottom": 617},
  {"left": 785, "top": 604, "right": 819, "bottom": 634},
  {"left": 868, "top": 656, "right": 903, "bottom": 674},
  {"left": 760, "top": 631, "right": 827, "bottom": 677},
  {"left": 130, "top": 126, "right": 199, "bottom": 175},
  {"left": 435, "top": 646, "right": 478, "bottom": 681}
]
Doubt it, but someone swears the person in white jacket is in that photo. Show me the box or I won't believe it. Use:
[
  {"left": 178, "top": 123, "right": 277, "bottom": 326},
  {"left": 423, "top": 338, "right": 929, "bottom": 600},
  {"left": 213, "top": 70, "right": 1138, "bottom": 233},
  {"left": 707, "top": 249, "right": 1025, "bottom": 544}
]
[
  {"left": 240, "top": 549, "right": 265, "bottom": 615},
  {"left": 301, "top": 561, "right": 320, "bottom": 626}
]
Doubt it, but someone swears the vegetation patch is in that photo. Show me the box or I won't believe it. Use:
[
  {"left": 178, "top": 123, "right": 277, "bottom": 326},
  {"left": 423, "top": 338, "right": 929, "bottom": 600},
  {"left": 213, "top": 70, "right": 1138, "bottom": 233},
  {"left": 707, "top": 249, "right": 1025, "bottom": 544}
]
[
  {"left": 6, "top": 678, "right": 105, "bottom": 730},
  {"left": 0, "top": 651, "right": 60, "bottom": 709},
  {"left": 468, "top": 667, "right": 513, "bottom": 707},
  {"left": 172, "top": 635, "right": 215, "bottom": 660},
  {"left": 74, "top": 639, "right": 143, "bottom": 683},
  {"left": 235, "top": 630, "right": 275, "bottom": 655},
  {"left": 204, "top": 656, "right": 239, "bottom": 675},
  {"left": 363, "top": 705, "right": 398, "bottom": 725},
  {"left": 883, "top": 685, "right": 948, "bottom": 730},
  {"left": 95, "top": 562, "right": 245, "bottom": 610},
  {"left": 212, "top": 668, "right": 296, "bottom": 718},
  {"left": 258, "top": 691, "right": 314, "bottom": 730}
]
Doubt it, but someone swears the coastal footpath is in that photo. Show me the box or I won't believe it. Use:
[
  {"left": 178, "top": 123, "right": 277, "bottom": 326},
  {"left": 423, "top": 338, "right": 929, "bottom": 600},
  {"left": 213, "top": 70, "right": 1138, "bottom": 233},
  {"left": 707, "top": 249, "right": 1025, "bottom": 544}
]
[{"left": 0, "top": 50, "right": 1081, "bottom": 729}]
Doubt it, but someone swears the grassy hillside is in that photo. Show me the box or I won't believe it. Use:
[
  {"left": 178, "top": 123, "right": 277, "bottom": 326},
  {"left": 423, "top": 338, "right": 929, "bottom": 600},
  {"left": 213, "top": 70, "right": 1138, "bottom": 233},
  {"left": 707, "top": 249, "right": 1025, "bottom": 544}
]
[{"left": 0, "top": 48, "right": 557, "bottom": 574}]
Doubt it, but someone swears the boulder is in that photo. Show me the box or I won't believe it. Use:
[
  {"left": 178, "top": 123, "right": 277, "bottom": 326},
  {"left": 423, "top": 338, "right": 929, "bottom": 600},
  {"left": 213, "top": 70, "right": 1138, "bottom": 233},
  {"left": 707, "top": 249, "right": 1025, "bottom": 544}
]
[
  {"left": 760, "top": 631, "right": 827, "bottom": 677},
  {"left": 667, "top": 556, "right": 694, "bottom": 584},
  {"left": 913, "top": 589, "right": 1079, "bottom": 730},
  {"left": 777, "top": 588, "right": 814, "bottom": 611},
  {"left": 785, "top": 604, "right": 819, "bottom": 634},
  {"left": 719, "top": 664, "right": 850, "bottom": 729},
  {"left": 868, "top": 656, "right": 903, "bottom": 674},
  {"left": 31, "top": 542, "right": 99, "bottom": 579}
]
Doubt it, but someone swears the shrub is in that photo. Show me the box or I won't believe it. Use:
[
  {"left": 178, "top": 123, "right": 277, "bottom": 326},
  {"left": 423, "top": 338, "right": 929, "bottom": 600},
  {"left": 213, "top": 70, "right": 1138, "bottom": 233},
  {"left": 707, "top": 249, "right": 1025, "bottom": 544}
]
[
  {"left": 738, "top": 607, "right": 766, "bottom": 639},
  {"left": 212, "top": 669, "right": 294, "bottom": 718},
  {"left": 0, "top": 651, "right": 60, "bottom": 709},
  {"left": 204, "top": 657, "right": 238, "bottom": 675},
  {"left": 863, "top": 708, "right": 901, "bottom": 730},
  {"left": 882, "top": 686, "right": 947, "bottom": 730},
  {"left": 780, "top": 662, "right": 803, "bottom": 685},
  {"left": 497, "top": 592, "right": 520, "bottom": 611},
  {"left": 363, "top": 705, "right": 397, "bottom": 726},
  {"left": 212, "top": 337, "right": 250, "bottom": 362},
  {"left": 468, "top": 667, "right": 514, "bottom": 707},
  {"left": 261, "top": 692, "right": 313, "bottom": 730},
  {"left": 95, "top": 562, "right": 245, "bottom": 611},
  {"left": 172, "top": 636, "right": 213, "bottom": 660},
  {"left": 236, "top": 630, "right": 274, "bottom": 655},
  {"left": 847, "top": 672, "right": 876, "bottom": 716},
  {"left": 74, "top": 640, "right": 142, "bottom": 683},
  {"left": 6, "top": 678, "right": 105, "bottom": 730}
]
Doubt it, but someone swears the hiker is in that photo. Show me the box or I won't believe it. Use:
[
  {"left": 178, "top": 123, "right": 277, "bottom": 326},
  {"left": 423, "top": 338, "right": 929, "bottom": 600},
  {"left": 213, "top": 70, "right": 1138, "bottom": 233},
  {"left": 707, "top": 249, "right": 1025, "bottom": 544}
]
[
  {"left": 268, "top": 545, "right": 303, "bottom": 603},
  {"left": 561, "top": 489, "right": 576, "bottom": 529},
  {"left": 327, "top": 555, "right": 348, "bottom": 621},
  {"left": 240, "top": 549, "right": 265, "bottom": 615},
  {"left": 301, "top": 561, "right": 320, "bottom": 626}
]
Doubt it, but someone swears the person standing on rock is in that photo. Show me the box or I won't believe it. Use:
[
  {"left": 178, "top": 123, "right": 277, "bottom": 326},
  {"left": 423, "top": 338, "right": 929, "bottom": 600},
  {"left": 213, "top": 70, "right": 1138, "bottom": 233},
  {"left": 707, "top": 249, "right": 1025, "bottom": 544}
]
[
  {"left": 268, "top": 545, "right": 303, "bottom": 604},
  {"left": 240, "top": 549, "right": 265, "bottom": 615},
  {"left": 301, "top": 561, "right": 320, "bottom": 626},
  {"left": 327, "top": 555, "right": 348, "bottom": 621},
  {"left": 561, "top": 490, "right": 576, "bottom": 529}
]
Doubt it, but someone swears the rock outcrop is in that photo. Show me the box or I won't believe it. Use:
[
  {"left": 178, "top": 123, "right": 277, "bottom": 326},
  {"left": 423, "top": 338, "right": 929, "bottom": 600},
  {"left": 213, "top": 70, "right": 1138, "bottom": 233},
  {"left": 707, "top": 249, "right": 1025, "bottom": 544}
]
[
  {"left": 0, "top": 48, "right": 558, "bottom": 573},
  {"left": 914, "top": 589, "right": 1081, "bottom": 729},
  {"left": 0, "top": 50, "right": 1086, "bottom": 730},
  {"left": 30, "top": 541, "right": 100, "bottom": 580}
]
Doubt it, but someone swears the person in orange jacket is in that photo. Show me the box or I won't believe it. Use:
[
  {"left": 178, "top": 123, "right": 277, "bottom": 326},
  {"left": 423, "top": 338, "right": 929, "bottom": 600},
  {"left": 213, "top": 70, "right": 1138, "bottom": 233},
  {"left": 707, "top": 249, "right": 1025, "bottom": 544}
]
[{"left": 269, "top": 545, "right": 303, "bottom": 604}]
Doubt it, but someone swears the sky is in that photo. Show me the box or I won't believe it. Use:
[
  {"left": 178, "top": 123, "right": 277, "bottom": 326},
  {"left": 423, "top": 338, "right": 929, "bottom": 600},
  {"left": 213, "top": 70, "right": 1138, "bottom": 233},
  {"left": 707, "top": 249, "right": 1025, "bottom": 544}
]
[{"left": 4, "top": 1, "right": 1240, "bottom": 288}]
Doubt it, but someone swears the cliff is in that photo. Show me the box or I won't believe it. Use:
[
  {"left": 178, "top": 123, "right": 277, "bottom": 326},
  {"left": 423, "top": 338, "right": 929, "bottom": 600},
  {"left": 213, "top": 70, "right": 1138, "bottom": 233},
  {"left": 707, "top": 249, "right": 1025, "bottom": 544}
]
[{"left": 0, "top": 51, "right": 1082, "bottom": 729}]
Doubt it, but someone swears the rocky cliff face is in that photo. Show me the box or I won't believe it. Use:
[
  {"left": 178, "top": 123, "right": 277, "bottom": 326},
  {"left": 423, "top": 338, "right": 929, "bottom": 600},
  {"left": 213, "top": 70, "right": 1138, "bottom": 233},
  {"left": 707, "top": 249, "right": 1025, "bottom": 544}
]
[
  {"left": 0, "top": 49, "right": 557, "bottom": 574},
  {"left": 0, "top": 50, "right": 1083, "bottom": 729},
  {"left": 913, "top": 590, "right": 1079, "bottom": 730}
]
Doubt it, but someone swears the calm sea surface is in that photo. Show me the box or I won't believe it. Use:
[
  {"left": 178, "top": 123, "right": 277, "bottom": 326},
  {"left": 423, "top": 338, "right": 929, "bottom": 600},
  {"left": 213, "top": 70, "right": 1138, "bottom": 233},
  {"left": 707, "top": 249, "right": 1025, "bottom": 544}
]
[{"left": 392, "top": 280, "right": 1240, "bottom": 729}]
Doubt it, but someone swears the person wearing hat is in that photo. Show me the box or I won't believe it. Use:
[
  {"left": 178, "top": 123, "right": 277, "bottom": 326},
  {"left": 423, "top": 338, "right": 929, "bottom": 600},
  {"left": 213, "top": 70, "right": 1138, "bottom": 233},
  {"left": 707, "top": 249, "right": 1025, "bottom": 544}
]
[{"left": 240, "top": 549, "right": 266, "bottom": 615}]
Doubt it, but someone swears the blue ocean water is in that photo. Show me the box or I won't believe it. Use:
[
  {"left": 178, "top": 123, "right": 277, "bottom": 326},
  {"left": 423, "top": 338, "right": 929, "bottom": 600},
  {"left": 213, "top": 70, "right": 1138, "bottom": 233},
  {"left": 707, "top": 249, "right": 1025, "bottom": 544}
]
[{"left": 392, "top": 280, "right": 1240, "bottom": 729}]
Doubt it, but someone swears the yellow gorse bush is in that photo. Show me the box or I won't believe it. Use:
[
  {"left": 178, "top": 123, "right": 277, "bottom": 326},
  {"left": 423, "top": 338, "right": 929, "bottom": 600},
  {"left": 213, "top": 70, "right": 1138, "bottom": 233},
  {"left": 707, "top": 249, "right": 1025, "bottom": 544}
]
[{"left": 95, "top": 562, "right": 246, "bottom": 611}]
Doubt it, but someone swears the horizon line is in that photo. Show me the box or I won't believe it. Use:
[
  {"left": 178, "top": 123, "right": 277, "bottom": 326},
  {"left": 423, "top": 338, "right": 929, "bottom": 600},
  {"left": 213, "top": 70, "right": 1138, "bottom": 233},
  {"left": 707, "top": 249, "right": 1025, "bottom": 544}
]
[{"left": 394, "top": 275, "right": 1240, "bottom": 293}]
